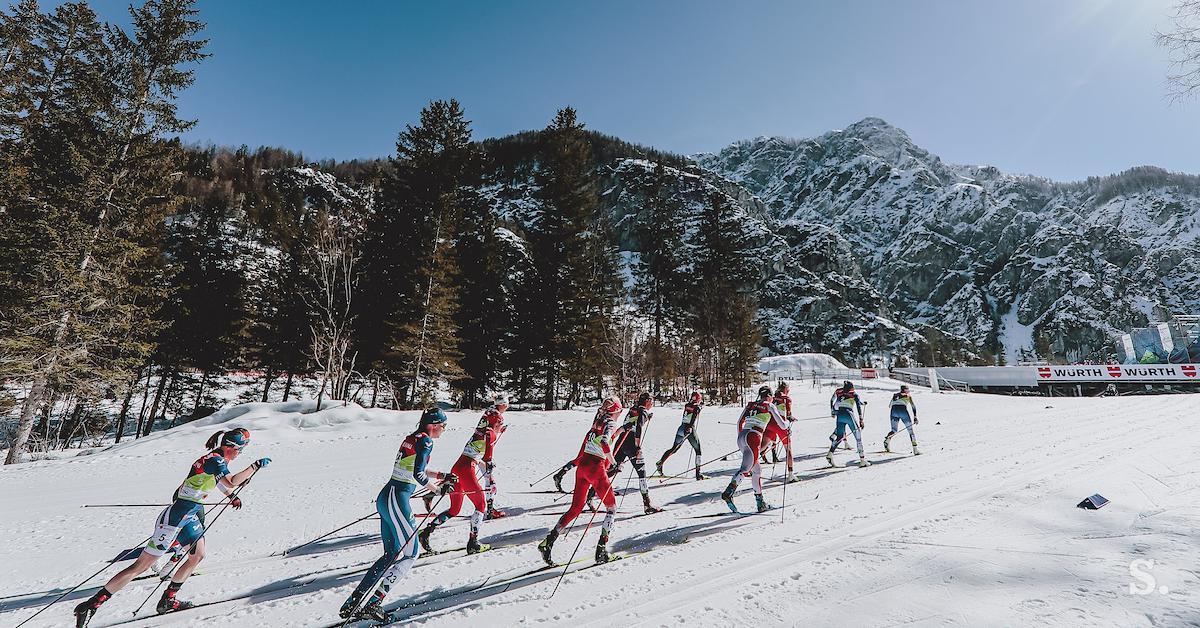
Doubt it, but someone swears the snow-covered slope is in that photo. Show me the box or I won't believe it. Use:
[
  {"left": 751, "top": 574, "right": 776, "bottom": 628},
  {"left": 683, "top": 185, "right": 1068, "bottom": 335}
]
[{"left": 2, "top": 392, "right": 1196, "bottom": 627}]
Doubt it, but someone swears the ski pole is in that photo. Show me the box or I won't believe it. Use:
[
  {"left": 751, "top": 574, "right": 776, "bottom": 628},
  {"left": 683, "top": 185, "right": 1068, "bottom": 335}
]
[
  {"left": 132, "top": 467, "right": 261, "bottom": 616},
  {"left": 339, "top": 490, "right": 450, "bottom": 625},
  {"left": 82, "top": 503, "right": 222, "bottom": 508},
  {"left": 547, "top": 481, "right": 608, "bottom": 599},
  {"left": 657, "top": 447, "right": 741, "bottom": 483},
  {"left": 529, "top": 466, "right": 563, "bottom": 488},
  {"left": 14, "top": 535, "right": 153, "bottom": 628},
  {"left": 274, "top": 512, "right": 378, "bottom": 557}
]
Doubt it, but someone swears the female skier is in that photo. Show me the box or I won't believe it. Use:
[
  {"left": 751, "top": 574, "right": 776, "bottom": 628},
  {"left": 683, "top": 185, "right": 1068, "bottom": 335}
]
[
  {"left": 538, "top": 402, "right": 619, "bottom": 565},
  {"left": 73, "top": 428, "right": 270, "bottom": 626},
  {"left": 419, "top": 397, "right": 508, "bottom": 554},
  {"left": 338, "top": 408, "right": 458, "bottom": 622}
]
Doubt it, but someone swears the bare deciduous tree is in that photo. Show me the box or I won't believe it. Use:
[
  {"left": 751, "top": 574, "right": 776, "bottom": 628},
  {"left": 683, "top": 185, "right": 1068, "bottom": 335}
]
[
  {"left": 305, "top": 211, "right": 359, "bottom": 410},
  {"left": 1157, "top": 1, "right": 1200, "bottom": 100}
]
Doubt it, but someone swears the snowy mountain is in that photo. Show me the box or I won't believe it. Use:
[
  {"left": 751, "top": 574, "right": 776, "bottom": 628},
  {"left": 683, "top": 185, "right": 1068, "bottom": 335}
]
[{"left": 695, "top": 118, "right": 1200, "bottom": 363}]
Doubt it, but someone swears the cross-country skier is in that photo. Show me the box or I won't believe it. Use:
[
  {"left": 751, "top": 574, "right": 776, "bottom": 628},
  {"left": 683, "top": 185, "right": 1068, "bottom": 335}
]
[
  {"left": 482, "top": 395, "right": 509, "bottom": 519},
  {"left": 762, "top": 382, "right": 798, "bottom": 482},
  {"left": 419, "top": 398, "right": 508, "bottom": 555},
  {"left": 539, "top": 402, "right": 619, "bottom": 565},
  {"left": 827, "top": 381, "right": 869, "bottom": 467},
  {"left": 338, "top": 408, "right": 458, "bottom": 623},
  {"left": 655, "top": 391, "right": 705, "bottom": 480},
  {"left": 608, "top": 392, "right": 663, "bottom": 513},
  {"left": 552, "top": 396, "right": 621, "bottom": 493},
  {"left": 720, "top": 386, "right": 788, "bottom": 513},
  {"left": 73, "top": 429, "right": 270, "bottom": 626},
  {"left": 884, "top": 385, "right": 920, "bottom": 455}
]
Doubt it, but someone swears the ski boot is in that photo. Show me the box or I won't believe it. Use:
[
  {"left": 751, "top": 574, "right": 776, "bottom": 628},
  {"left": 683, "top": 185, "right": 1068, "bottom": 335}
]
[
  {"left": 642, "top": 492, "right": 664, "bottom": 514},
  {"left": 338, "top": 590, "right": 366, "bottom": 619},
  {"left": 720, "top": 484, "right": 737, "bottom": 513},
  {"left": 771, "top": 447, "right": 782, "bottom": 464},
  {"left": 825, "top": 451, "right": 835, "bottom": 467},
  {"left": 785, "top": 471, "right": 799, "bottom": 483},
  {"left": 74, "top": 589, "right": 111, "bottom": 627},
  {"left": 912, "top": 440, "right": 921, "bottom": 455},
  {"left": 156, "top": 586, "right": 194, "bottom": 615},
  {"left": 358, "top": 594, "right": 389, "bottom": 623},
  {"left": 842, "top": 439, "right": 851, "bottom": 451},
  {"left": 655, "top": 462, "right": 665, "bottom": 477},
  {"left": 418, "top": 521, "right": 438, "bottom": 553},
  {"left": 552, "top": 468, "right": 567, "bottom": 493},
  {"left": 422, "top": 492, "right": 435, "bottom": 512},
  {"left": 538, "top": 529, "right": 558, "bottom": 566},
  {"left": 755, "top": 494, "right": 772, "bottom": 513},
  {"left": 695, "top": 471, "right": 708, "bottom": 480},
  {"left": 595, "top": 533, "right": 611, "bottom": 564},
  {"left": 485, "top": 499, "right": 507, "bottom": 520},
  {"left": 883, "top": 432, "right": 894, "bottom": 453},
  {"left": 467, "top": 534, "right": 491, "bottom": 555},
  {"left": 857, "top": 456, "right": 871, "bottom": 467}
]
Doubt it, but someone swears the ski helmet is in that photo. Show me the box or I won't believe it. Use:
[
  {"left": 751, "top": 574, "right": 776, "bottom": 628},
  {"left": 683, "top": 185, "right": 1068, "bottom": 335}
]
[
  {"left": 419, "top": 407, "right": 449, "bottom": 428},
  {"left": 843, "top": 380, "right": 854, "bottom": 390},
  {"left": 221, "top": 428, "right": 251, "bottom": 450},
  {"left": 758, "top": 385, "right": 772, "bottom": 399},
  {"left": 690, "top": 391, "right": 702, "bottom": 403},
  {"left": 482, "top": 408, "right": 504, "bottom": 429}
]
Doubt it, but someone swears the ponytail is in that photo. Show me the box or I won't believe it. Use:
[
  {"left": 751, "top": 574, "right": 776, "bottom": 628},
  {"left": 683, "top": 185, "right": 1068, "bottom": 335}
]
[{"left": 205, "top": 430, "right": 226, "bottom": 451}]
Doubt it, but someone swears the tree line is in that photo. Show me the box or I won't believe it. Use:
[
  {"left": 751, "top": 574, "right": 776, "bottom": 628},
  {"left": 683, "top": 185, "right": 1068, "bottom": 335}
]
[{"left": 0, "top": 2, "right": 762, "bottom": 463}]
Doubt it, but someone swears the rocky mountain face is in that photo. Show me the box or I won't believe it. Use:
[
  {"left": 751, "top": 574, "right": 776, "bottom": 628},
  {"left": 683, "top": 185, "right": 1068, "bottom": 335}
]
[
  {"left": 260, "top": 120, "right": 1199, "bottom": 366},
  {"left": 694, "top": 118, "right": 1200, "bottom": 364}
]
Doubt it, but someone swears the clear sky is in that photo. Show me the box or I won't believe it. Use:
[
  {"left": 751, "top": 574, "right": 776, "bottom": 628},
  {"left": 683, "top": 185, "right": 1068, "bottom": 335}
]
[{"left": 68, "top": 0, "right": 1200, "bottom": 181}]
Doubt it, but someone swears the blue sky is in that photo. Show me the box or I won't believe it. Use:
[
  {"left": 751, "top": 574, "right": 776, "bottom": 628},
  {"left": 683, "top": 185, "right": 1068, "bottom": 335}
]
[{"left": 71, "top": 0, "right": 1198, "bottom": 180}]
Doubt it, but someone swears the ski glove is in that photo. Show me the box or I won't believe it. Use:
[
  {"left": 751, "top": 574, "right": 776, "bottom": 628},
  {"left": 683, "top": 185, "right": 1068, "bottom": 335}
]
[
  {"left": 858, "top": 420, "right": 865, "bottom": 430},
  {"left": 252, "top": 457, "right": 271, "bottom": 470},
  {"left": 439, "top": 473, "right": 459, "bottom": 495},
  {"left": 230, "top": 496, "right": 243, "bottom": 510}
]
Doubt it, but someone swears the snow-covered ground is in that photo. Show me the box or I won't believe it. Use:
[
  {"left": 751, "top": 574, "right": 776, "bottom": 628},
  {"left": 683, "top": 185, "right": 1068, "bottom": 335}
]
[{"left": 1, "top": 382, "right": 1197, "bottom": 627}]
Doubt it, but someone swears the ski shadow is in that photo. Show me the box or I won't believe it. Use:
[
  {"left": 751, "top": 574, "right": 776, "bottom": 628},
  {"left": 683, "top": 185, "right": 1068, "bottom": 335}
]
[
  {"left": 282, "top": 533, "right": 379, "bottom": 558},
  {"left": 384, "top": 519, "right": 746, "bottom": 624}
]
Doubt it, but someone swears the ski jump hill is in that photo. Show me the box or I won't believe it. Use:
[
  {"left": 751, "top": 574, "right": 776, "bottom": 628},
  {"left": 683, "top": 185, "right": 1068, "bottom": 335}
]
[{"left": 1, "top": 381, "right": 1196, "bottom": 626}]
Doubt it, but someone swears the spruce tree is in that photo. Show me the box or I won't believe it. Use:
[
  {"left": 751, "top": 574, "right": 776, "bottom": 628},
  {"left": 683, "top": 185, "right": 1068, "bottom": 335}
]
[
  {"left": 634, "top": 162, "right": 687, "bottom": 394},
  {"left": 3, "top": 0, "right": 206, "bottom": 463}
]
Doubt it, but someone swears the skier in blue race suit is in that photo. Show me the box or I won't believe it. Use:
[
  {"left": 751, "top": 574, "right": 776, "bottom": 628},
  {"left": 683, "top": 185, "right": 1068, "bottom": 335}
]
[
  {"left": 73, "top": 428, "right": 270, "bottom": 626},
  {"left": 338, "top": 408, "right": 458, "bottom": 623},
  {"left": 827, "top": 381, "right": 869, "bottom": 468}
]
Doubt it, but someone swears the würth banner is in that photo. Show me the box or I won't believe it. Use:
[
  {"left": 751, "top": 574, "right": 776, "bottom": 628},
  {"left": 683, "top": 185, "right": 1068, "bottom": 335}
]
[{"left": 1036, "top": 364, "right": 1199, "bottom": 382}]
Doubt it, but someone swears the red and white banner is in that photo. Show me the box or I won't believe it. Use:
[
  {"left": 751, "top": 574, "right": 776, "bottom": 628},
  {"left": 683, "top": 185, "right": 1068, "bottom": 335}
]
[
  {"left": 860, "top": 368, "right": 878, "bottom": 379},
  {"left": 1036, "top": 364, "right": 1199, "bottom": 382}
]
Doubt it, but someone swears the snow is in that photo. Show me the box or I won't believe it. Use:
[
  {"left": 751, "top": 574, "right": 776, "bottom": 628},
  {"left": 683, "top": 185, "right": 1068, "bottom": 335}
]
[
  {"left": 2, "top": 389, "right": 1198, "bottom": 627},
  {"left": 998, "top": 295, "right": 1036, "bottom": 364},
  {"left": 758, "top": 353, "right": 849, "bottom": 374}
]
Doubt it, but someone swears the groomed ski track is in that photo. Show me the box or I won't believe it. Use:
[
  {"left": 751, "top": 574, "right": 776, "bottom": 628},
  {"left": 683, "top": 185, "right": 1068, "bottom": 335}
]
[{"left": 1, "top": 382, "right": 1195, "bottom": 627}]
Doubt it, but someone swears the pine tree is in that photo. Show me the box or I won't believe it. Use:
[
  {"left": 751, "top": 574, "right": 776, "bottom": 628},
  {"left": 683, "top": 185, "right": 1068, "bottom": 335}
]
[
  {"left": 3, "top": 0, "right": 206, "bottom": 464},
  {"left": 690, "top": 191, "right": 761, "bottom": 401},
  {"left": 634, "top": 162, "right": 687, "bottom": 394},
  {"left": 355, "top": 99, "right": 476, "bottom": 407},
  {"left": 452, "top": 195, "right": 507, "bottom": 407},
  {"left": 525, "top": 107, "right": 614, "bottom": 409}
]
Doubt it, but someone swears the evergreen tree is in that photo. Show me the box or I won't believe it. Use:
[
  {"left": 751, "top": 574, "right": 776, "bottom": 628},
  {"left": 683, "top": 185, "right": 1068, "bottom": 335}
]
[
  {"left": 3, "top": 0, "right": 206, "bottom": 464},
  {"left": 354, "top": 99, "right": 476, "bottom": 407},
  {"left": 452, "top": 195, "right": 507, "bottom": 407},
  {"left": 633, "top": 162, "right": 687, "bottom": 394},
  {"left": 525, "top": 107, "right": 614, "bottom": 409},
  {"left": 689, "top": 192, "right": 761, "bottom": 401}
]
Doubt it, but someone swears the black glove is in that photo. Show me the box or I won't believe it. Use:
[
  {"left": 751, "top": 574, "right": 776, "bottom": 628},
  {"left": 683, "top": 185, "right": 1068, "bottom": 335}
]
[{"left": 439, "top": 473, "right": 459, "bottom": 495}]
